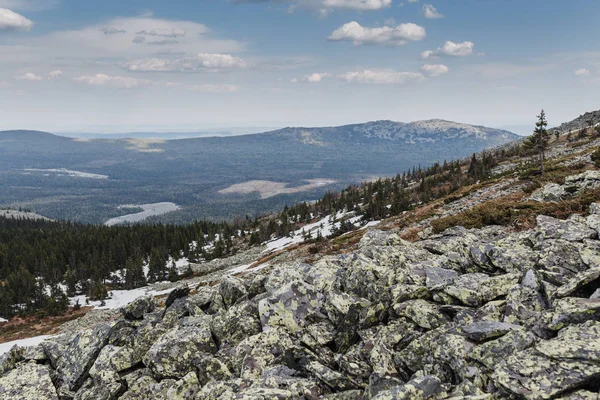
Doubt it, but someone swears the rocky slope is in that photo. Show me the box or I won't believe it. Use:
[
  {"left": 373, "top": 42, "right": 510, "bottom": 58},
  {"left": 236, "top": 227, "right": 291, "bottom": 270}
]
[
  {"left": 0, "top": 130, "right": 599, "bottom": 399},
  {"left": 1, "top": 205, "right": 599, "bottom": 399},
  {"left": 552, "top": 110, "right": 600, "bottom": 134}
]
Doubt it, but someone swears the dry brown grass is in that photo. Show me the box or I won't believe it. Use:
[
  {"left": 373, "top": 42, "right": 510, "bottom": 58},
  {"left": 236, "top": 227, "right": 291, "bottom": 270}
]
[
  {"left": 0, "top": 307, "right": 93, "bottom": 344},
  {"left": 431, "top": 188, "right": 600, "bottom": 234}
]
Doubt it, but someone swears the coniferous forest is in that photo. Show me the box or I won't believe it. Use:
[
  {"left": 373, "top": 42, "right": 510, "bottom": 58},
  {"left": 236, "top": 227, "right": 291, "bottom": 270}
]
[{"left": 0, "top": 218, "right": 245, "bottom": 318}]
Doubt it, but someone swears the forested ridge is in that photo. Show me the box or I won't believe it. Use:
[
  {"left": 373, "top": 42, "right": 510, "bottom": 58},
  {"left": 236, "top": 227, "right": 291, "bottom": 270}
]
[{"left": 2, "top": 112, "right": 597, "bottom": 321}]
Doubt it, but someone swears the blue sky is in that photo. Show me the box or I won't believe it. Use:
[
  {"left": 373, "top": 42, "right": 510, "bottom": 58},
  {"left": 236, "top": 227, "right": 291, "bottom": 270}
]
[{"left": 0, "top": 0, "right": 599, "bottom": 133}]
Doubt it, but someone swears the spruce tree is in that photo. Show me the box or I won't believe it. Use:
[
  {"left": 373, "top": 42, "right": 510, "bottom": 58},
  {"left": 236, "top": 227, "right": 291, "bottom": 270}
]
[{"left": 526, "top": 109, "right": 550, "bottom": 175}]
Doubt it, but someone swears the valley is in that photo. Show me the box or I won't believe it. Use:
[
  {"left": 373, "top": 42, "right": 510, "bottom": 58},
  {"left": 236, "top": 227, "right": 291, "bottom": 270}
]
[{"left": 0, "top": 121, "right": 518, "bottom": 224}]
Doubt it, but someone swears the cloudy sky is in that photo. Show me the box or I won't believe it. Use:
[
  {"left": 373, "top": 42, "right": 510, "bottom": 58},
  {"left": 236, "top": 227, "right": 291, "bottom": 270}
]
[{"left": 1, "top": 0, "right": 599, "bottom": 133}]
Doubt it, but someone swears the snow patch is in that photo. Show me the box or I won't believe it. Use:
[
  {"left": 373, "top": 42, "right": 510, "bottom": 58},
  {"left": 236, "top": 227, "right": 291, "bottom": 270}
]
[
  {"left": 0, "top": 335, "right": 56, "bottom": 356},
  {"left": 23, "top": 168, "right": 108, "bottom": 180},
  {"left": 104, "top": 202, "right": 180, "bottom": 226}
]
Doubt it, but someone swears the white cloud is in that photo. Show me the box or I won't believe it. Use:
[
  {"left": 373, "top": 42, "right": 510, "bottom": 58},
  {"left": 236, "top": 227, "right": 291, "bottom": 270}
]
[
  {"left": 237, "top": 0, "right": 391, "bottom": 14},
  {"left": 305, "top": 72, "right": 331, "bottom": 82},
  {"left": 420, "top": 50, "right": 437, "bottom": 59},
  {"left": 420, "top": 64, "right": 448, "bottom": 77},
  {"left": 316, "top": 0, "right": 391, "bottom": 11},
  {"left": 74, "top": 74, "right": 150, "bottom": 89},
  {"left": 0, "top": 7, "right": 33, "bottom": 31},
  {"left": 338, "top": 69, "right": 424, "bottom": 84},
  {"left": 15, "top": 72, "right": 41, "bottom": 80},
  {"left": 48, "top": 69, "right": 62, "bottom": 79},
  {"left": 442, "top": 41, "right": 474, "bottom": 56},
  {"left": 423, "top": 4, "right": 443, "bottom": 19},
  {"left": 574, "top": 68, "right": 591, "bottom": 77},
  {"left": 125, "top": 53, "right": 247, "bottom": 72},
  {"left": 422, "top": 41, "right": 474, "bottom": 58},
  {"left": 189, "top": 84, "right": 238, "bottom": 93},
  {"left": 329, "top": 21, "right": 426, "bottom": 46},
  {"left": 4, "top": 16, "right": 242, "bottom": 67}
]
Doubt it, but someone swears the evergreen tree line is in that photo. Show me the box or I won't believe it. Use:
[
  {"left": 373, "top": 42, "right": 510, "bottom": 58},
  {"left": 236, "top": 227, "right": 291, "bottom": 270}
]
[{"left": 0, "top": 217, "right": 248, "bottom": 318}]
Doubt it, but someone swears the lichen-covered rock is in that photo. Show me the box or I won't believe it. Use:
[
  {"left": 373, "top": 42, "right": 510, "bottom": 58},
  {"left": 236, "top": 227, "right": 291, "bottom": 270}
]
[
  {"left": 165, "top": 286, "right": 191, "bottom": 308},
  {"left": 210, "top": 301, "right": 261, "bottom": 348},
  {"left": 546, "top": 297, "right": 600, "bottom": 330},
  {"left": 233, "top": 328, "right": 298, "bottom": 379},
  {"left": 493, "top": 348, "right": 600, "bottom": 399},
  {"left": 143, "top": 322, "right": 217, "bottom": 379},
  {"left": 0, "top": 362, "right": 58, "bottom": 400},
  {"left": 390, "top": 284, "right": 430, "bottom": 303},
  {"left": 533, "top": 215, "right": 597, "bottom": 243},
  {"left": 564, "top": 170, "right": 600, "bottom": 192},
  {"left": 186, "top": 287, "right": 216, "bottom": 316},
  {"left": 121, "top": 295, "right": 154, "bottom": 320},
  {"left": 306, "top": 361, "right": 359, "bottom": 391},
  {"left": 371, "top": 375, "right": 443, "bottom": 400},
  {"left": 536, "top": 320, "right": 600, "bottom": 361},
  {"left": 425, "top": 266, "right": 458, "bottom": 290},
  {"left": 0, "top": 346, "right": 23, "bottom": 375},
  {"left": 219, "top": 276, "right": 248, "bottom": 307},
  {"left": 528, "top": 183, "right": 568, "bottom": 203},
  {"left": 264, "top": 263, "right": 312, "bottom": 295},
  {"left": 194, "top": 354, "right": 233, "bottom": 385},
  {"left": 460, "top": 321, "right": 519, "bottom": 342},
  {"left": 78, "top": 344, "right": 135, "bottom": 399},
  {"left": 469, "top": 328, "right": 537, "bottom": 370},
  {"left": 56, "top": 322, "right": 118, "bottom": 393},
  {"left": 258, "top": 280, "right": 326, "bottom": 334},
  {"left": 393, "top": 299, "right": 448, "bottom": 330},
  {"left": 555, "top": 265, "right": 600, "bottom": 298},
  {"left": 166, "top": 371, "right": 200, "bottom": 400}
]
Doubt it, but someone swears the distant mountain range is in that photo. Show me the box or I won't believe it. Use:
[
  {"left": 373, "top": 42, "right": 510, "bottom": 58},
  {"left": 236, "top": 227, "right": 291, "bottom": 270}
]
[
  {"left": 0, "top": 120, "right": 519, "bottom": 224},
  {"left": 57, "top": 127, "right": 279, "bottom": 140}
]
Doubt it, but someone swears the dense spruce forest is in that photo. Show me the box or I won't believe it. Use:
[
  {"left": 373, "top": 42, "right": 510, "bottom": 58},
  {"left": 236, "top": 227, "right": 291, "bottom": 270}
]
[
  {"left": 0, "top": 218, "right": 247, "bottom": 318},
  {"left": 1, "top": 121, "right": 574, "bottom": 321}
]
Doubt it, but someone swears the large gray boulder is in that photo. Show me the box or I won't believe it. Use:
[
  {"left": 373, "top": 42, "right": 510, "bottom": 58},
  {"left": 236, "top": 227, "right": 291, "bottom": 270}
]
[
  {"left": 55, "top": 322, "right": 118, "bottom": 393},
  {"left": 143, "top": 321, "right": 217, "bottom": 379},
  {"left": 0, "top": 362, "right": 58, "bottom": 400},
  {"left": 258, "top": 280, "right": 326, "bottom": 334}
]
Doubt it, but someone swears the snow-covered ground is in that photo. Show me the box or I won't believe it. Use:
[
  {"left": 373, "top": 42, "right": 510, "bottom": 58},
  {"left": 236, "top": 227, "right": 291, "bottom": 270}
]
[
  {"left": 0, "top": 335, "right": 56, "bottom": 356},
  {"left": 69, "top": 286, "right": 176, "bottom": 310},
  {"left": 104, "top": 202, "right": 180, "bottom": 226},
  {"left": 23, "top": 168, "right": 108, "bottom": 180},
  {"left": 225, "top": 262, "right": 270, "bottom": 275},
  {"left": 264, "top": 211, "right": 373, "bottom": 252},
  {"left": 219, "top": 179, "right": 337, "bottom": 199}
]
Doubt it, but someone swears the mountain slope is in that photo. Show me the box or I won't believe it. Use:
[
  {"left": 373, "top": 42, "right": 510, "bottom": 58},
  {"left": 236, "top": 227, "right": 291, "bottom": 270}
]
[
  {"left": 0, "top": 119, "right": 519, "bottom": 224},
  {"left": 0, "top": 112, "right": 599, "bottom": 399}
]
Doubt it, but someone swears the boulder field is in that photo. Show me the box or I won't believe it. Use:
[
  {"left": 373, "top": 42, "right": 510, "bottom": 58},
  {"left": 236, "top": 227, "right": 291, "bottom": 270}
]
[{"left": 1, "top": 206, "right": 600, "bottom": 399}]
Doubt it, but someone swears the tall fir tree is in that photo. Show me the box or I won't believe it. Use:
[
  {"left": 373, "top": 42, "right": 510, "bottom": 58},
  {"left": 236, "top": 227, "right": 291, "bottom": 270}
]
[{"left": 526, "top": 109, "right": 550, "bottom": 175}]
